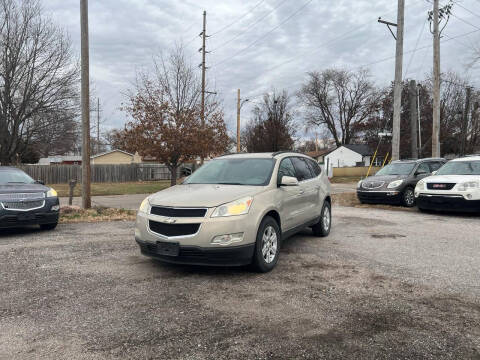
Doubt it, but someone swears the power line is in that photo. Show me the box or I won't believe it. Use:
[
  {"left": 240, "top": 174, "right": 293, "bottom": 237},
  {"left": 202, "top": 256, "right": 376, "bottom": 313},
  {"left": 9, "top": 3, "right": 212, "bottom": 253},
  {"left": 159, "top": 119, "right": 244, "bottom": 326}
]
[
  {"left": 450, "top": 12, "right": 480, "bottom": 31},
  {"left": 212, "top": 0, "right": 314, "bottom": 68},
  {"left": 454, "top": 2, "right": 480, "bottom": 19},
  {"left": 210, "top": 0, "right": 267, "bottom": 36},
  {"left": 211, "top": 0, "right": 290, "bottom": 52}
]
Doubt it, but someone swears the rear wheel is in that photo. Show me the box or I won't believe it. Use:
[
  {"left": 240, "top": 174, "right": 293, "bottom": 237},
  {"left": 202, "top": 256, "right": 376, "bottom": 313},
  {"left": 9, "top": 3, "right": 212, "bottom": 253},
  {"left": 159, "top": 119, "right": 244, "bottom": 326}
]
[
  {"left": 402, "top": 187, "right": 415, "bottom": 207},
  {"left": 40, "top": 222, "right": 58, "bottom": 231},
  {"left": 312, "top": 201, "right": 331, "bottom": 237},
  {"left": 252, "top": 216, "right": 280, "bottom": 273}
]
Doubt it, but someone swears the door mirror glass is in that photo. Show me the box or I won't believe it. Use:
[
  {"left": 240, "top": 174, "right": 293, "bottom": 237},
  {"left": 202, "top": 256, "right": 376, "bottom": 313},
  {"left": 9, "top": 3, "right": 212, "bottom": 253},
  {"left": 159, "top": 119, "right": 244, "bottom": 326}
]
[{"left": 280, "top": 176, "right": 299, "bottom": 186}]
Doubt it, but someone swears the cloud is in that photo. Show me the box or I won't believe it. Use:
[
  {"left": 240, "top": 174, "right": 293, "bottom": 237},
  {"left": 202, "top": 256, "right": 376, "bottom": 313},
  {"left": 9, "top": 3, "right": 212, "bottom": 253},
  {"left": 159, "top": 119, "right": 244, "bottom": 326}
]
[{"left": 42, "top": 0, "right": 480, "bottom": 136}]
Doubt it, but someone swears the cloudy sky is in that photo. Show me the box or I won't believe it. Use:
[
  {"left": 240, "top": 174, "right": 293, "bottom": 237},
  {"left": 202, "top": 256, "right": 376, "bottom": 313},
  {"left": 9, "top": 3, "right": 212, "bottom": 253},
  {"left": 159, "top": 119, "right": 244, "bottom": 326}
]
[{"left": 42, "top": 0, "right": 480, "bottom": 140}]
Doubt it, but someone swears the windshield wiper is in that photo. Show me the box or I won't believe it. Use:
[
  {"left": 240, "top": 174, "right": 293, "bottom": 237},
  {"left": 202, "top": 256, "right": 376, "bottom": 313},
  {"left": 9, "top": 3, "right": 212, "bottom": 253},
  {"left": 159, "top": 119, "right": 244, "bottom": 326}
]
[{"left": 217, "top": 182, "right": 244, "bottom": 185}]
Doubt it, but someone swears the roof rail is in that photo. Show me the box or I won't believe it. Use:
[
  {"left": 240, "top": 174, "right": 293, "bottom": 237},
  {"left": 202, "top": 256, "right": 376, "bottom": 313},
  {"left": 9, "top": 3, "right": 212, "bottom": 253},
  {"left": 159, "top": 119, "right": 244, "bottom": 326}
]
[
  {"left": 464, "top": 154, "right": 480, "bottom": 157},
  {"left": 271, "top": 150, "right": 301, "bottom": 157}
]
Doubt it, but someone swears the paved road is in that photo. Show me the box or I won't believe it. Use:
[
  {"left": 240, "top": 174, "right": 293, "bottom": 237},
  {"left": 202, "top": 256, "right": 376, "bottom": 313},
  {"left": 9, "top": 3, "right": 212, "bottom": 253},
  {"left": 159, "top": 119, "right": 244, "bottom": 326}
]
[
  {"left": 1, "top": 206, "right": 479, "bottom": 359},
  {"left": 60, "top": 183, "right": 357, "bottom": 210}
]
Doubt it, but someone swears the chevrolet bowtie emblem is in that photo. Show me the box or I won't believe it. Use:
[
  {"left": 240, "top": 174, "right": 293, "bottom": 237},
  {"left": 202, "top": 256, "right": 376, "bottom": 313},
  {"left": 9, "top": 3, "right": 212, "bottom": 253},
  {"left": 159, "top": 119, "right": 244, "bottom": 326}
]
[{"left": 163, "top": 218, "right": 176, "bottom": 224}]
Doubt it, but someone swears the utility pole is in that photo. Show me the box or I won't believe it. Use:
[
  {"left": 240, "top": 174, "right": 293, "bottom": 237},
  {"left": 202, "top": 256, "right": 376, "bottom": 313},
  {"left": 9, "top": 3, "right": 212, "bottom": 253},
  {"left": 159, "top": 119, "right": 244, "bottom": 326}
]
[
  {"left": 378, "top": 0, "right": 404, "bottom": 161},
  {"left": 237, "top": 89, "right": 241, "bottom": 153},
  {"left": 461, "top": 86, "right": 472, "bottom": 156},
  {"left": 97, "top": 98, "right": 100, "bottom": 155},
  {"left": 200, "top": 10, "right": 207, "bottom": 164},
  {"left": 409, "top": 80, "right": 418, "bottom": 159},
  {"left": 432, "top": 0, "right": 441, "bottom": 157},
  {"left": 80, "top": 0, "right": 91, "bottom": 209},
  {"left": 417, "top": 84, "right": 422, "bottom": 158}
]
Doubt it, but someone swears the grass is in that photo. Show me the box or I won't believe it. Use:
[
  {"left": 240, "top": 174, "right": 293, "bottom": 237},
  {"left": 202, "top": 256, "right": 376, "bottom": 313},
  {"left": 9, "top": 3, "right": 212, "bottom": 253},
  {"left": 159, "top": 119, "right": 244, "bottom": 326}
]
[
  {"left": 49, "top": 181, "right": 171, "bottom": 197},
  {"left": 59, "top": 206, "right": 136, "bottom": 223}
]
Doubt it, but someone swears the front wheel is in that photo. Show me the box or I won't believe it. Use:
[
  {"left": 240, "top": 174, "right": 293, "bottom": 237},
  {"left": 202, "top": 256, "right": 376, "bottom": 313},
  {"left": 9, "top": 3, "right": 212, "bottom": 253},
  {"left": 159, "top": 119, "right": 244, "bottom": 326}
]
[
  {"left": 251, "top": 216, "right": 281, "bottom": 273},
  {"left": 402, "top": 187, "right": 415, "bottom": 207},
  {"left": 312, "top": 201, "right": 331, "bottom": 237}
]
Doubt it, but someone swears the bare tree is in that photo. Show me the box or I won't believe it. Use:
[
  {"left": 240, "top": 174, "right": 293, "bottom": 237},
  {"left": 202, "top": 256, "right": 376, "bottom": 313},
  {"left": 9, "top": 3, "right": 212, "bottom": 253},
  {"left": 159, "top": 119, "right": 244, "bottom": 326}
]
[
  {"left": 242, "top": 90, "right": 295, "bottom": 152},
  {"left": 298, "top": 68, "right": 379, "bottom": 147},
  {"left": 0, "top": 0, "right": 79, "bottom": 164}
]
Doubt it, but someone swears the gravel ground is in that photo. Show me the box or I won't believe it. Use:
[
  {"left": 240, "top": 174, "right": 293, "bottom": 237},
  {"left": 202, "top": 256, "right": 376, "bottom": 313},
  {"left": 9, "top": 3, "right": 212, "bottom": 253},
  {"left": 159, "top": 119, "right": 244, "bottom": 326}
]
[{"left": 1, "top": 206, "right": 479, "bottom": 359}]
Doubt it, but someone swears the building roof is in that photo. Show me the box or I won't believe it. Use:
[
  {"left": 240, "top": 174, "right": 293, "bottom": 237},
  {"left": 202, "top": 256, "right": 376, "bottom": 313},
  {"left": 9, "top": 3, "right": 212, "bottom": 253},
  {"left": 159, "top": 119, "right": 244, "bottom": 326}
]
[
  {"left": 342, "top": 144, "right": 373, "bottom": 156},
  {"left": 91, "top": 149, "right": 134, "bottom": 159},
  {"left": 305, "top": 149, "right": 334, "bottom": 158}
]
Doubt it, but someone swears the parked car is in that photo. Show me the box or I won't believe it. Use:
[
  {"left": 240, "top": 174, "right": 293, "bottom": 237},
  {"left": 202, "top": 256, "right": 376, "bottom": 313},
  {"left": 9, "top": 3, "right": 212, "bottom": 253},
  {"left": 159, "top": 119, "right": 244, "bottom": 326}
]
[
  {"left": 0, "top": 167, "right": 59, "bottom": 230},
  {"left": 356, "top": 158, "right": 446, "bottom": 207},
  {"left": 135, "top": 152, "right": 332, "bottom": 272},
  {"left": 415, "top": 155, "right": 480, "bottom": 212}
]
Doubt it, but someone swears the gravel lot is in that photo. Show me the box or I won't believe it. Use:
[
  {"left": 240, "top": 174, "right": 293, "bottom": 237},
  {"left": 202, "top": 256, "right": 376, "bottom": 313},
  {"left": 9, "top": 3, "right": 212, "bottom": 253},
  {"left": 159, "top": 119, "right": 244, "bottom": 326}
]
[{"left": 1, "top": 206, "right": 479, "bottom": 359}]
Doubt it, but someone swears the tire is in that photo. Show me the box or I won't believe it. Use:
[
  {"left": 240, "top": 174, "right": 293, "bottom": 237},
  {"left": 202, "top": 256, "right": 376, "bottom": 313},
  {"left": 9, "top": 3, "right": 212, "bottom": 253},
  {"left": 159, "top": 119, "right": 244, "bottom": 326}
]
[
  {"left": 312, "top": 201, "right": 331, "bottom": 237},
  {"left": 251, "top": 216, "right": 281, "bottom": 273},
  {"left": 402, "top": 187, "right": 415, "bottom": 207},
  {"left": 40, "top": 222, "right": 58, "bottom": 231}
]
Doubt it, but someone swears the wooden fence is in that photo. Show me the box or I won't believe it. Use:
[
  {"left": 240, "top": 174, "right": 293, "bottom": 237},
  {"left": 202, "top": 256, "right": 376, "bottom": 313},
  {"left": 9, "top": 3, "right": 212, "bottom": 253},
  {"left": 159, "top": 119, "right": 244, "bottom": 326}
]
[{"left": 19, "top": 164, "right": 182, "bottom": 184}]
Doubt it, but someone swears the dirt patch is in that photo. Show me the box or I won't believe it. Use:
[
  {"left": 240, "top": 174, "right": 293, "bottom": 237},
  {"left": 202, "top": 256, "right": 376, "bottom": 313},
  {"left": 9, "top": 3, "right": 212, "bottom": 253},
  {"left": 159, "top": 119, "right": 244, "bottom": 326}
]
[
  {"left": 371, "top": 234, "right": 407, "bottom": 239},
  {"left": 59, "top": 206, "right": 136, "bottom": 223}
]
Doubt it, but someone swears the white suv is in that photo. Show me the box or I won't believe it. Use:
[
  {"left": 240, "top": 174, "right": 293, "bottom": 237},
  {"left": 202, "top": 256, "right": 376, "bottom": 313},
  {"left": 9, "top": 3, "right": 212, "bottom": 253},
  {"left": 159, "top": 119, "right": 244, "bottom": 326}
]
[{"left": 415, "top": 156, "right": 480, "bottom": 212}]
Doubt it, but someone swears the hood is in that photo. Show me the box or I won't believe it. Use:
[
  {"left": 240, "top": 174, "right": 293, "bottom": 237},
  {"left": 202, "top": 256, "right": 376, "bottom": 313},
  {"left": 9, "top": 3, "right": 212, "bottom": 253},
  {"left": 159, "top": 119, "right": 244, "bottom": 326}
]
[
  {"left": 0, "top": 183, "right": 50, "bottom": 195},
  {"left": 363, "top": 174, "right": 408, "bottom": 183},
  {"left": 423, "top": 175, "right": 479, "bottom": 183},
  {"left": 149, "top": 184, "right": 267, "bottom": 208}
]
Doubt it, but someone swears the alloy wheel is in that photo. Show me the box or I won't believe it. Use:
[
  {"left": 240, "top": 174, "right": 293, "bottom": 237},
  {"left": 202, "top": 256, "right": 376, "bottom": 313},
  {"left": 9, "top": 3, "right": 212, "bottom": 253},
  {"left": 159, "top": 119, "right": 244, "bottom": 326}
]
[{"left": 261, "top": 225, "right": 278, "bottom": 264}]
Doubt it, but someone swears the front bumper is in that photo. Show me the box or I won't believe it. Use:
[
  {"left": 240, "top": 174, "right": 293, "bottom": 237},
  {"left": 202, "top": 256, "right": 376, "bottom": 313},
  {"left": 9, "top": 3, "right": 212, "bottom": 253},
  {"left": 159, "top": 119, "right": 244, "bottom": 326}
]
[
  {"left": 0, "top": 197, "right": 60, "bottom": 228},
  {"left": 416, "top": 194, "right": 480, "bottom": 212},
  {"left": 136, "top": 238, "right": 255, "bottom": 266},
  {"left": 357, "top": 190, "right": 402, "bottom": 204}
]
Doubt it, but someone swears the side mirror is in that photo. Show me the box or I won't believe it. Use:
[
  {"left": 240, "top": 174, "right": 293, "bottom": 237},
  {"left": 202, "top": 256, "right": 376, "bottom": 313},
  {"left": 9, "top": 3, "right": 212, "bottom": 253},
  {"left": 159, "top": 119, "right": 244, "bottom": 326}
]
[
  {"left": 280, "top": 176, "right": 299, "bottom": 186},
  {"left": 35, "top": 180, "right": 45, "bottom": 185},
  {"left": 415, "top": 170, "right": 428, "bottom": 176}
]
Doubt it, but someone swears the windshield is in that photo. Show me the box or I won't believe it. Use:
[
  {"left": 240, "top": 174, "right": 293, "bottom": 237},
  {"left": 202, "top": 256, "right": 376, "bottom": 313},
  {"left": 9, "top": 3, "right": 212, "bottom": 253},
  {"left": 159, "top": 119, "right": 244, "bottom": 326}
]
[
  {"left": 436, "top": 161, "right": 480, "bottom": 175},
  {"left": 184, "top": 158, "right": 276, "bottom": 186},
  {"left": 375, "top": 163, "right": 416, "bottom": 176},
  {"left": 0, "top": 169, "right": 35, "bottom": 184}
]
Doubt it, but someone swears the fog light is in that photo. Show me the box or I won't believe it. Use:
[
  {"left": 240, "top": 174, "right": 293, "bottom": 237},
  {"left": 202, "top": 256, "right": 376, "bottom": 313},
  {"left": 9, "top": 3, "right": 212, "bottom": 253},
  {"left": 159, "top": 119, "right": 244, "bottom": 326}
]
[
  {"left": 51, "top": 205, "right": 60, "bottom": 211},
  {"left": 466, "top": 194, "right": 473, "bottom": 200},
  {"left": 211, "top": 233, "right": 244, "bottom": 246}
]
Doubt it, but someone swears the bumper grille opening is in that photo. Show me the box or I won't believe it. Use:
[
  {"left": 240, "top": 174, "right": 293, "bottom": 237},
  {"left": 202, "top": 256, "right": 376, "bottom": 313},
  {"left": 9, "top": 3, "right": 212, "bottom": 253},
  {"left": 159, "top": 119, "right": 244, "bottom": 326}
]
[
  {"left": 148, "top": 220, "right": 200, "bottom": 237},
  {"left": 1, "top": 200, "right": 45, "bottom": 211},
  {"left": 150, "top": 206, "right": 207, "bottom": 218}
]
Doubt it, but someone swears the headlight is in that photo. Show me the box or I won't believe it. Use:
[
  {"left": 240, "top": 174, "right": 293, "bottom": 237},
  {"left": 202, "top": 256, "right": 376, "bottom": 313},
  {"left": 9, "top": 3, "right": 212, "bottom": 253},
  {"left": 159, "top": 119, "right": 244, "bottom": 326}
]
[
  {"left": 416, "top": 180, "right": 425, "bottom": 190},
  {"left": 46, "top": 188, "right": 58, "bottom": 197},
  {"left": 457, "top": 181, "right": 479, "bottom": 191},
  {"left": 138, "top": 197, "right": 151, "bottom": 213},
  {"left": 357, "top": 180, "right": 362, "bottom": 188},
  {"left": 211, "top": 196, "right": 253, "bottom": 217},
  {"left": 387, "top": 180, "right": 403, "bottom": 189}
]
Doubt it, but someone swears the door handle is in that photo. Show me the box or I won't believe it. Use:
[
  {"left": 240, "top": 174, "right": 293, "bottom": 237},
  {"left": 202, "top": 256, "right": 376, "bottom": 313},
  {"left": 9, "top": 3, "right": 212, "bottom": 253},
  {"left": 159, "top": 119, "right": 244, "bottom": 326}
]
[{"left": 298, "top": 189, "right": 305, "bottom": 195}]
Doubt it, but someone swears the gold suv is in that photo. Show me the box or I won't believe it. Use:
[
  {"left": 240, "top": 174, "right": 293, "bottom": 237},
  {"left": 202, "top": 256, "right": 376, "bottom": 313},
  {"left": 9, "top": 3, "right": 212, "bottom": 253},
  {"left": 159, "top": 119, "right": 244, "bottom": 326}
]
[{"left": 135, "top": 152, "right": 331, "bottom": 272}]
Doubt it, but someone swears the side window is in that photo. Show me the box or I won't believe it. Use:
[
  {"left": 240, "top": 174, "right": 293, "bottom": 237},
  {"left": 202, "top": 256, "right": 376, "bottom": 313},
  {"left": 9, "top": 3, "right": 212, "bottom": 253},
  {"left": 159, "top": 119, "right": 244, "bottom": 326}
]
[
  {"left": 278, "top": 158, "right": 297, "bottom": 183},
  {"left": 429, "top": 162, "right": 443, "bottom": 172},
  {"left": 306, "top": 159, "right": 321, "bottom": 177},
  {"left": 416, "top": 163, "right": 430, "bottom": 174},
  {"left": 291, "top": 157, "right": 314, "bottom": 181}
]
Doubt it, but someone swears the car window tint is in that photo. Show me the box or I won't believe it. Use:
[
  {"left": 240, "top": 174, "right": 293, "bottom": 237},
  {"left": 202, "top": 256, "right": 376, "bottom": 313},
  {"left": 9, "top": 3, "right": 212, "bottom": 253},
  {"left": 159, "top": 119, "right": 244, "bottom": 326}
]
[
  {"left": 416, "top": 163, "right": 430, "bottom": 173},
  {"left": 278, "top": 158, "right": 297, "bottom": 182},
  {"left": 306, "top": 159, "right": 321, "bottom": 177},
  {"left": 291, "top": 157, "right": 314, "bottom": 181},
  {"left": 429, "top": 162, "right": 443, "bottom": 172}
]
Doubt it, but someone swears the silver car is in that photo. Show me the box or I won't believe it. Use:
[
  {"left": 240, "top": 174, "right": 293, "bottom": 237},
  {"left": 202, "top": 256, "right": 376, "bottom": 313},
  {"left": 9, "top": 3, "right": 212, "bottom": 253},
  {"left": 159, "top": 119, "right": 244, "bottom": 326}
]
[{"left": 135, "top": 152, "right": 332, "bottom": 272}]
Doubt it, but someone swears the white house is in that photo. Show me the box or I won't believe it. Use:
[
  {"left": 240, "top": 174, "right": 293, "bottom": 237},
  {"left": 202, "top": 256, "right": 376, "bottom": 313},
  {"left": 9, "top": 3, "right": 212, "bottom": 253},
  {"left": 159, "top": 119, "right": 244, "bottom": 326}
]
[{"left": 324, "top": 144, "right": 374, "bottom": 168}]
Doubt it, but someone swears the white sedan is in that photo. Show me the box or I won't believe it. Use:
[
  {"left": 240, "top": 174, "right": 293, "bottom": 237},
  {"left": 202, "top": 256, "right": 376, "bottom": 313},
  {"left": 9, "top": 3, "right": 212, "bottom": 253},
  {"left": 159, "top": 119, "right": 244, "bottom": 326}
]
[{"left": 415, "top": 156, "right": 480, "bottom": 213}]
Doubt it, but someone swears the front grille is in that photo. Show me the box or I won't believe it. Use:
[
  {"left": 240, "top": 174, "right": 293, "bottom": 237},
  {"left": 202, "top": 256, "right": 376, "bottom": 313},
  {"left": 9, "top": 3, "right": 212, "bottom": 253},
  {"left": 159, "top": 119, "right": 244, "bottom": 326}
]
[
  {"left": 427, "top": 183, "right": 456, "bottom": 190},
  {"left": 362, "top": 181, "right": 385, "bottom": 189},
  {"left": 150, "top": 206, "right": 207, "bottom": 218},
  {"left": 149, "top": 220, "right": 200, "bottom": 237},
  {"left": 1, "top": 200, "right": 45, "bottom": 211},
  {"left": 0, "top": 192, "right": 45, "bottom": 201}
]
